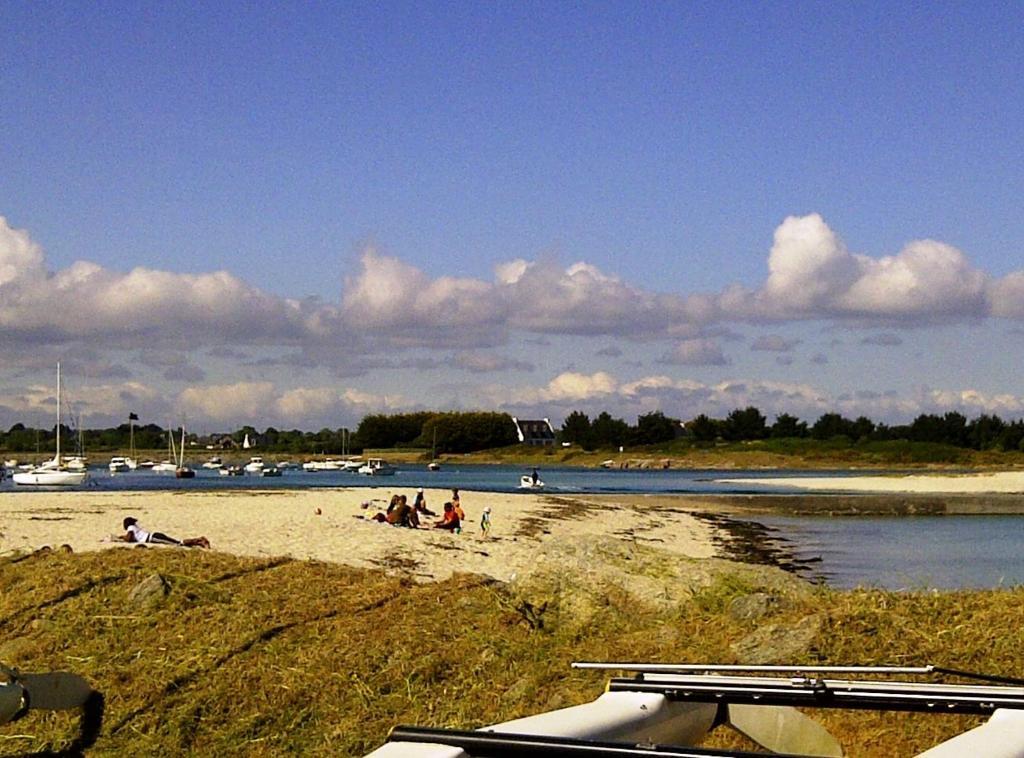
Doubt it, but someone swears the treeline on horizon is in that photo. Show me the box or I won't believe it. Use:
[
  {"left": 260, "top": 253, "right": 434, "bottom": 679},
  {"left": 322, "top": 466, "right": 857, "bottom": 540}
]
[
  {"left": 0, "top": 412, "right": 520, "bottom": 456},
  {"left": 4, "top": 407, "right": 1024, "bottom": 456},
  {"left": 562, "top": 407, "right": 1024, "bottom": 452}
]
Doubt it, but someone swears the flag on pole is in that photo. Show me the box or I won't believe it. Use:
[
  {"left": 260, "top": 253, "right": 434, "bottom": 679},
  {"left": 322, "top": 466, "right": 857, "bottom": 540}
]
[{"left": 129, "top": 412, "right": 139, "bottom": 421}]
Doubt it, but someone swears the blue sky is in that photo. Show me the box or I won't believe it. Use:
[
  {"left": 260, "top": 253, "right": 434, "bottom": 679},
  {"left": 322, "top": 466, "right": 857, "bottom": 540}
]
[{"left": 2, "top": 2, "right": 1024, "bottom": 431}]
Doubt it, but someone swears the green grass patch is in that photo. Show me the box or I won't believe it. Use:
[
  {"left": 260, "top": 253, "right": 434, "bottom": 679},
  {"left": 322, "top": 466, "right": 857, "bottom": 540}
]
[{"left": 1, "top": 550, "right": 1021, "bottom": 756}]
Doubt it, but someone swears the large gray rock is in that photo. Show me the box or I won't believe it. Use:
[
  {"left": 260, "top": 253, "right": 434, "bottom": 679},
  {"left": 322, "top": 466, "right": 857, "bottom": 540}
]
[
  {"left": 127, "top": 573, "right": 171, "bottom": 609},
  {"left": 729, "top": 592, "right": 784, "bottom": 622},
  {"left": 730, "top": 614, "right": 822, "bottom": 664}
]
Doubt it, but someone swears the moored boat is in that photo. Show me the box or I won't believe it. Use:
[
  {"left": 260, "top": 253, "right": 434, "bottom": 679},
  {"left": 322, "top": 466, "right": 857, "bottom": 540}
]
[
  {"left": 12, "top": 364, "right": 88, "bottom": 487},
  {"left": 358, "top": 458, "right": 397, "bottom": 476}
]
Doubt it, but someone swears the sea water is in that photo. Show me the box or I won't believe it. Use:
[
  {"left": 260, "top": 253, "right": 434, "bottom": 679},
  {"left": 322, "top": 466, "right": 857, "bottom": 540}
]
[{"left": 756, "top": 514, "right": 1024, "bottom": 590}]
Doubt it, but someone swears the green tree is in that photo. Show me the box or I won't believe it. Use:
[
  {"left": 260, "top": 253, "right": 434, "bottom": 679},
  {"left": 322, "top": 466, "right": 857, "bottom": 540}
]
[
  {"left": 722, "top": 407, "right": 767, "bottom": 441},
  {"left": 560, "top": 411, "right": 593, "bottom": 447},
  {"left": 770, "top": 413, "right": 808, "bottom": 438},
  {"left": 686, "top": 414, "right": 720, "bottom": 443},
  {"left": 811, "top": 413, "right": 855, "bottom": 440},
  {"left": 591, "top": 411, "right": 629, "bottom": 448},
  {"left": 633, "top": 411, "right": 677, "bottom": 445}
]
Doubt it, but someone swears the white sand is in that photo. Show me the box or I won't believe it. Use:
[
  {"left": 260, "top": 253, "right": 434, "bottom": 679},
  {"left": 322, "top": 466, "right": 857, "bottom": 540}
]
[
  {"left": 720, "top": 470, "right": 1024, "bottom": 494},
  {"left": 0, "top": 487, "right": 717, "bottom": 582}
]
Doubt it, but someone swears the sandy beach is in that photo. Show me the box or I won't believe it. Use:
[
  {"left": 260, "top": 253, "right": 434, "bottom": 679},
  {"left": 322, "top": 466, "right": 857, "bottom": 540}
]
[
  {"left": 0, "top": 487, "right": 718, "bottom": 582},
  {"left": 719, "top": 469, "right": 1024, "bottom": 494}
]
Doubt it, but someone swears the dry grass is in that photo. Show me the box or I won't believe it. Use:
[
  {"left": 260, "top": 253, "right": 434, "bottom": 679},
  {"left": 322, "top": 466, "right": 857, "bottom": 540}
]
[{"left": 1, "top": 549, "right": 1021, "bottom": 756}]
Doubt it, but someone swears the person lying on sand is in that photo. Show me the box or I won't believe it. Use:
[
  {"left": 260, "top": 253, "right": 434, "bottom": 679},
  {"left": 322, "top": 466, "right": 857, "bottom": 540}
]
[{"left": 118, "top": 517, "right": 210, "bottom": 548}]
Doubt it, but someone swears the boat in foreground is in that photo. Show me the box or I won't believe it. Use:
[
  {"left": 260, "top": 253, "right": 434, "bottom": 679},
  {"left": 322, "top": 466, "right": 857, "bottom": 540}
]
[
  {"left": 366, "top": 662, "right": 1024, "bottom": 757},
  {"left": 12, "top": 364, "right": 88, "bottom": 487}
]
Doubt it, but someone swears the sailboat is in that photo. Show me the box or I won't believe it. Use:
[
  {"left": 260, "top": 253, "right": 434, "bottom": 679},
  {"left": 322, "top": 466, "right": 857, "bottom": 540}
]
[
  {"left": 13, "top": 364, "right": 89, "bottom": 486},
  {"left": 152, "top": 423, "right": 178, "bottom": 473},
  {"left": 427, "top": 427, "right": 441, "bottom": 471},
  {"left": 175, "top": 424, "right": 195, "bottom": 478}
]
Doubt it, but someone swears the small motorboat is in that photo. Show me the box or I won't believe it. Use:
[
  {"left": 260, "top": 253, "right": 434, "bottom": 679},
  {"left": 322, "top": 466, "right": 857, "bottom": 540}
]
[
  {"left": 174, "top": 466, "right": 195, "bottom": 479},
  {"left": 219, "top": 465, "right": 244, "bottom": 476},
  {"left": 202, "top": 456, "right": 223, "bottom": 470},
  {"left": 260, "top": 466, "right": 282, "bottom": 477},
  {"left": 519, "top": 474, "right": 545, "bottom": 490},
  {"left": 427, "top": 461, "right": 441, "bottom": 471},
  {"left": 244, "top": 456, "right": 265, "bottom": 474},
  {"left": 109, "top": 456, "right": 130, "bottom": 473},
  {"left": 358, "top": 458, "right": 397, "bottom": 476}
]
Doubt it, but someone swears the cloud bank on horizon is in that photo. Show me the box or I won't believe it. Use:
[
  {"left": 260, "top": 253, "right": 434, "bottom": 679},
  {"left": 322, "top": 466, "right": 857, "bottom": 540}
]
[{"left": 3, "top": 212, "right": 1024, "bottom": 428}]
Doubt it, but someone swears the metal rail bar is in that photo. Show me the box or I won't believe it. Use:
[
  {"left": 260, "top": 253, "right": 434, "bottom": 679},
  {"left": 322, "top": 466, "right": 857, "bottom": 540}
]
[
  {"left": 607, "top": 676, "right": 1024, "bottom": 715},
  {"left": 388, "top": 726, "right": 802, "bottom": 757},
  {"left": 573, "top": 663, "right": 936, "bottom": 675}
]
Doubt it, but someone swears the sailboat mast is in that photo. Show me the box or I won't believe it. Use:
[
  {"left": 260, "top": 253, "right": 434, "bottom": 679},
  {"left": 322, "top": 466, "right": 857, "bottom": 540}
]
[{"left": 55, "top": 362, "right": 61, "bottom": 463}]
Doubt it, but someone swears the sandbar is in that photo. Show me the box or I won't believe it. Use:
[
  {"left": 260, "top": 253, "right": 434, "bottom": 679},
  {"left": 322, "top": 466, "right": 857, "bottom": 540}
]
[{"left": 719, "top": 470, "right": 1024, "bottom": 494}]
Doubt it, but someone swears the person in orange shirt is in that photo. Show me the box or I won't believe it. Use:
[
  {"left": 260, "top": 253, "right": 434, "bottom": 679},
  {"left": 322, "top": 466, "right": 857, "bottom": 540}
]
[
  {"left": 451, "top": 489, "right": 465, "bottom": 521},
  {"left": 433, "top": 502, "right": 460, "bottom": 531}
]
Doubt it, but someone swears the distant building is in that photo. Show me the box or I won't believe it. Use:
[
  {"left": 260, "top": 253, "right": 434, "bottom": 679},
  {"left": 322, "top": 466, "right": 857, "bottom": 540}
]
[
  {"left": 203, "top": 434, "right": 241, "bottom": 450},
  {"left": 512, "top": 417, "right": 556, "bottom": 446}
]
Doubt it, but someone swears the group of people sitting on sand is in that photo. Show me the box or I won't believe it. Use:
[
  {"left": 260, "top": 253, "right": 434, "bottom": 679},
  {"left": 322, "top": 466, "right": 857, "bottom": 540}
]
[{"left": 369, "top": 488, "right": 484, "bottom": 533}]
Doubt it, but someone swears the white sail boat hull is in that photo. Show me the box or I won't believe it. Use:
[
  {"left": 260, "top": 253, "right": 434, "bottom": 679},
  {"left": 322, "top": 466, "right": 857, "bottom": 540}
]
[{"left": 13, "top": 469, "right": 88, "bottom": 486}]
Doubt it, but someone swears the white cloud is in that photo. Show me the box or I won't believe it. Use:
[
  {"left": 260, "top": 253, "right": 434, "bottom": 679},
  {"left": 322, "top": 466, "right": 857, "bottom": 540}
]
[
  {"left": 659, "top": 338, "right": 729, "bottom": 366},
  {"left": 178, "top": 382, "right": 404, "bottom": 427},
  {"left": 341, "top": 249, "right": 504, "bottom": 345},
  {"left": 0, "top": 216, "right": 46, "bottom": 287},
  {"left": 179, "top": 382, "right": 279, "bottom": 422},
  {"left": 988, "top": 272, "right": 1024, "bottom": 319},
  {"left": 760, "top": 213, "right": 860, "bottom": 312},
  {"left": 724, "top": 214, "right": 995, "bottom": 324}
]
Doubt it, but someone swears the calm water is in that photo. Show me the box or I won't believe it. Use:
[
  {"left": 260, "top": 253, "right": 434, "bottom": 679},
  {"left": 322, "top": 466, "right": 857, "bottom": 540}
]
[
  {"left": 757, "top": 514, "right": 1024, "bottom": 590},
  {"left": 0, "top": 462, "right": 844, "bottom": 495},
  {"left": 2, "top": 463, "right": 1021, "bottom": 589}
]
